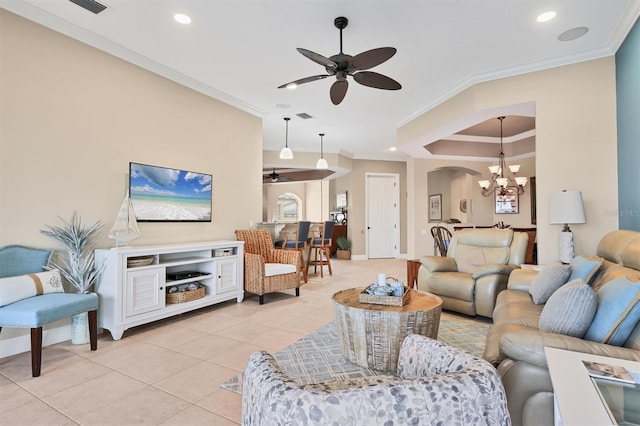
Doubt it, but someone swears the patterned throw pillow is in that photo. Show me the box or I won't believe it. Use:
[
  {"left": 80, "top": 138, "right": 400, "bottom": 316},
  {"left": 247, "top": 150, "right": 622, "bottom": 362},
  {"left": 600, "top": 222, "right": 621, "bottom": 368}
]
[
  {"left": 568, "top": 255, "right": 603, "bottom": 285},
  {"left": 584, "top": 277, "right": 640, "bottom": 346},
  {"left": 529, "top": 262, "right": 571, "bottom": 304},
  {"left": 539, "top": 279, "right": 597, "bottom": 337},
  {"left": 0, "top": 270, "right": 64, "bottom": 307}
]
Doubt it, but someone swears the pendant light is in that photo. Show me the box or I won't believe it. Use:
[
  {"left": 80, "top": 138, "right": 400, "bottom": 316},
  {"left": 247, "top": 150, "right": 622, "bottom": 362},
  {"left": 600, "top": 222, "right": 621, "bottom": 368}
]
[
  {"left": 316, "top": 133, "right": 328, "bottom": 169},
  {"left": 279, "top": 117, "right": 293, "bottom": 160}
]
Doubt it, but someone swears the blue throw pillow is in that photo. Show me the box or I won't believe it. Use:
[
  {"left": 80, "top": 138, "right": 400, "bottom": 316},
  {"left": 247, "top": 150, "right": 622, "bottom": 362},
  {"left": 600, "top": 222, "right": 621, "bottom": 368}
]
[
  {"left": 568, "top": 255, "right": 603, "bottom": 285},
  {"left": 584, "top": 277, "right": 640, "bottom": 346}
]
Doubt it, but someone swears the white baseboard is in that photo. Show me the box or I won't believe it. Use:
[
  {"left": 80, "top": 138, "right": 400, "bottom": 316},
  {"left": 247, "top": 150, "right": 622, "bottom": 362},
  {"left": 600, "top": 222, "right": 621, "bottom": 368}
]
[
  {"left": 351, "top": 253, "right": 408, "bottom": 261},
  {"left": 0, "top": 321, "right": 71, "bottom": 358}
]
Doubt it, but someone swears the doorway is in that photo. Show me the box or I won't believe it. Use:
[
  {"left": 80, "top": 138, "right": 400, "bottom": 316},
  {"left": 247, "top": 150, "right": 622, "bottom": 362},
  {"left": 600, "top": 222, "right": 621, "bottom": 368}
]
[{"left": 366, "top": 173, "right": 400, "bottom": 258}]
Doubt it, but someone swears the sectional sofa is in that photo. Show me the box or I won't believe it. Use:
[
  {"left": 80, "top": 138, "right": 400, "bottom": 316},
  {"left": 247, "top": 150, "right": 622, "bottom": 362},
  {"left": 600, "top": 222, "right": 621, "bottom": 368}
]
[{"left": 483, "top": 230, "right": 640, "bottom": 426}]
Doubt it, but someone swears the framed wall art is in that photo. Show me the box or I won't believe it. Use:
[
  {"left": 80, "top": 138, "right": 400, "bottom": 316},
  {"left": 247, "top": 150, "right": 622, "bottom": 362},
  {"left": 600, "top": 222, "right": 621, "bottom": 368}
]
[
  {"left": 429, "top": 194, "right": 442, "bottom": 222},
  {"left": 495, "top": 187, "right": 519, "bottom": 214},
  {"left": 129, "top": 162, "right": 212, "bottom": 222},
  {"left": 336, "top": 191, "right": 348, "bottom": 208}
]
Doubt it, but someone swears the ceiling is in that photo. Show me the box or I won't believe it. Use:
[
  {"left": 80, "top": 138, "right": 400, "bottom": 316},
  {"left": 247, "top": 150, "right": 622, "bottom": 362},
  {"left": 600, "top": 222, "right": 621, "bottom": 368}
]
[{"left": 3, "top": 0, "right": 638, "bottom": 163}]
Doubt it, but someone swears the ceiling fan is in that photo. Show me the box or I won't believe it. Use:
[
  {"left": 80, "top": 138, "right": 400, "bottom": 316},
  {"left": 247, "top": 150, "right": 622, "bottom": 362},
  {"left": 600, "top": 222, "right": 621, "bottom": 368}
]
[
  {"left": 278, "top": 16, "right": 402, "bottom": 105},
  {"left": 264, "top": 168, "right": 292, "bottom": 183}
]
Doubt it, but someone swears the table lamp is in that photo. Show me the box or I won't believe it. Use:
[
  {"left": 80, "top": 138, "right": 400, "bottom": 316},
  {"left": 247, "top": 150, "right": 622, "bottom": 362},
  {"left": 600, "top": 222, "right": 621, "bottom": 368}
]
[{"left": 549, "top": 190, "right": 586, "bottom": 263}]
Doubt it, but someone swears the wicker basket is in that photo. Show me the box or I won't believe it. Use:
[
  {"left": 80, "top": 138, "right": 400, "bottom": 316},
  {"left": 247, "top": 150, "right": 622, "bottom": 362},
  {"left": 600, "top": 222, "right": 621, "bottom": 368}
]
[
  {"left": 358, "top": 286, "right": 410, "bottom": 307},
  {"left": 166, "top": 285, "right": 205, "bottom": 304},
  {"left": 127, "top": 255, "right": 155, "bottom": 268},
  {"left": 336, "top": 250, "right": 351, "bottom": 260}
]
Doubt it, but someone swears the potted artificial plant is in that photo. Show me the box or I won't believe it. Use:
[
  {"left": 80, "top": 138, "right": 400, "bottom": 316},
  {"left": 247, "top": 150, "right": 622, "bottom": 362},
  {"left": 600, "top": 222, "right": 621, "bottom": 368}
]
[
  {"left": 41, "top": 212, "right": 104, "bottom": 344},
  {"left": 336, "top": 235, "right": 352, "bottom": 260}
]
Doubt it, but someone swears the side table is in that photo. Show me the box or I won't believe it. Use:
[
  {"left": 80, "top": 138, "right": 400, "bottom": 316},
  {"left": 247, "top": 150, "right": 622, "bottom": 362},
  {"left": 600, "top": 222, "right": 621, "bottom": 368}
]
[
  {"left": 545, "top": 347, "right": 640, "bottom": 425},
  {"left": 407, "top": 258, "right": 421, "bottom": 289},
  {"left": 332, "top": 288, "right": 442, "bottom": 372},
  {"left": 520, "top": 264, "right": 544, "bottom": 271}
]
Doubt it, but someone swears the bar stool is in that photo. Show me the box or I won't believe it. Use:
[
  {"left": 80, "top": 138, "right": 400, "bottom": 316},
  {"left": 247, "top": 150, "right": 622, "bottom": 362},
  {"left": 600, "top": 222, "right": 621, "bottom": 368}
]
[{"left": 306, "top": 221, "right": 335, "bottom": 278}]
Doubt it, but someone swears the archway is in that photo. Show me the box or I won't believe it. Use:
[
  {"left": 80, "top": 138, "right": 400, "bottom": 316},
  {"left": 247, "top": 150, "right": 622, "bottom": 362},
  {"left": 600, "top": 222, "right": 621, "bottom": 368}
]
[{"left": 275, "top": 192, "right": 302, "bottom": 223}]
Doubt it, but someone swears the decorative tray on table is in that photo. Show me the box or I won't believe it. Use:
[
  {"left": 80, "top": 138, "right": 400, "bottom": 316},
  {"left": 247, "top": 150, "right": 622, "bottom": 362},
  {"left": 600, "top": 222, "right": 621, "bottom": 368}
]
[{"left": 358, "top": 284, "right": 410, "bottom": 307}]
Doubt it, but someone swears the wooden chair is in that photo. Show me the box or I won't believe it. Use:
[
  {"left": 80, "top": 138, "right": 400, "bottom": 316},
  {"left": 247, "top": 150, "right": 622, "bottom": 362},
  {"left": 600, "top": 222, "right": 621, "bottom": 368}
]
[
  {"left": 512, "top": 228, "right": 537, "bottom": 264},
  {"left": 235, "top": 229, "right": 301, "bottom": 304},
  {"left": 0, "top": 245, "right": 98, "bottom": 377},
  {"left": 274, "top": 221, "right": 311, "bottom": 283},
  {"left": 306, "top": 221, "right": 335, "bottom": 278},
  {"left": 431, "top": 226, "right": 452, "bottom": 256}
]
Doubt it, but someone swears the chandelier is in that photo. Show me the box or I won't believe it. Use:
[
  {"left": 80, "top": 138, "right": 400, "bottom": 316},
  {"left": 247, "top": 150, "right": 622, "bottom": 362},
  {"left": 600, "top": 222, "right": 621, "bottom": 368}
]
[{"left": 478, "top": 116, "right": 528, "bottom": 197}]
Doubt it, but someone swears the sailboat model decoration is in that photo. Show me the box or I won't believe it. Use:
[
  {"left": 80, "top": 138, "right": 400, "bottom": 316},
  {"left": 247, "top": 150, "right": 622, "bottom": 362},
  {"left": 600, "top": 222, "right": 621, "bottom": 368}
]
[{"left": 108, "top": 191, "right": 141, "bottom": 248}]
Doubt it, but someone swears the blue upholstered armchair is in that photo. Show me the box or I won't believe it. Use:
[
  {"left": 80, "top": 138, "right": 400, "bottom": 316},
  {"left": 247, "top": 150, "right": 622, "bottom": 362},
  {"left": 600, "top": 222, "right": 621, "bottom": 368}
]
[
  {"left": 0, "top": 245, "right": 98, "bottom": 377},
  {"left": 242, "top": 334, "right": 511, "bottom": 425}
]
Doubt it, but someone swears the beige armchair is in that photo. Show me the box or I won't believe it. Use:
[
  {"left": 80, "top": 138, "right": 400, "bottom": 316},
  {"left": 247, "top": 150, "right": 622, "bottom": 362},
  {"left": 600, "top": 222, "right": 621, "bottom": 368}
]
[
  {"left": 418, "top": 228, "right": 528, "bottom": 318},
  {"left": 235, "top": 229, "right": 301, "bottom": 304}
]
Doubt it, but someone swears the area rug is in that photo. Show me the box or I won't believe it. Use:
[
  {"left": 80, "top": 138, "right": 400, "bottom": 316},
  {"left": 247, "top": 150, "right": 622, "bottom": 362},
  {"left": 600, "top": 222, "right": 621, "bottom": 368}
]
[{"left": 220, "top": 312, "right": 491, "bottom": 395}]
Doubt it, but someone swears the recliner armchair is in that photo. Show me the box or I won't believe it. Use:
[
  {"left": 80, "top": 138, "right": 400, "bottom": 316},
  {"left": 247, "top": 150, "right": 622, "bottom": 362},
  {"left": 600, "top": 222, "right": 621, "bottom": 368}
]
[{"left": 418, "top": 228, "right": 528, "bottom": 318}]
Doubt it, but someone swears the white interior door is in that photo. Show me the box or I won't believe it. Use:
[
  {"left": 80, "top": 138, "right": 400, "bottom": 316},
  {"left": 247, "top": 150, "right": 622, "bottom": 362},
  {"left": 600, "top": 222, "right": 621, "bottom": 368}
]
[{"left": 366, "top": 173, "right": 400, "bottom": 258}]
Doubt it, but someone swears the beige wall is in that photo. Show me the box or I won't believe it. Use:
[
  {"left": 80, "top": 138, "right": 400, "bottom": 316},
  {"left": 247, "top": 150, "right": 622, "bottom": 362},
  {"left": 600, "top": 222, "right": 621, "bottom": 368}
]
[
  {"left": 263, "top": 181, "right": 328, "bottom": 223},
  {"left": 401, "top": 57, "right": 618, "bottom": 263},
  {"left": 260, "top": 157, "right": 407, "bottom": 257},
  {"left": 347, "top": 160, "right": 407, "bottom": 257},
  {"left": 427, "top": 156, "right": 536, "bottom": 227},
  {"left": 0, "top": 10, "right": 262, "bottom": 353}
]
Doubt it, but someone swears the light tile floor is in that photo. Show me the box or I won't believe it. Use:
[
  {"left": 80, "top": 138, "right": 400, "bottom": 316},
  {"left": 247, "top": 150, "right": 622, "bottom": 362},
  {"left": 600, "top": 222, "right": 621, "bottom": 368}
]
[{"left": 0, "top": 258, "right": 412, "bottom": 425}]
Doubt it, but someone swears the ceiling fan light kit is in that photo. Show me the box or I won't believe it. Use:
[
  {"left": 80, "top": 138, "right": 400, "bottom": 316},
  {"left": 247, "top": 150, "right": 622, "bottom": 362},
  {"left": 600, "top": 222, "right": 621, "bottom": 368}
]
[
  {"left": 279, "top": 117, "right": 294, "bottom": 159},
  {"left": 478, "top": 116, "right": 528, "bottom": 197},
  {"left": 269, "top": 168, "right": 280, "bottom": 183},
  {"left": 278, "top": 16, "right": 402, "bottom": 105}
]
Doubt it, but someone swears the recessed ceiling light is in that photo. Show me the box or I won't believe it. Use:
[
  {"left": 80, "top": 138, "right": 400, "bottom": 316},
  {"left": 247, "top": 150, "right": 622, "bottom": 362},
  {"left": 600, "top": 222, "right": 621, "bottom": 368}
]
[
  {"left": 389, "top": 147, "right": 397, "bottom": 152},
  {"left": 558, "top": 26, "right": 589, "bottom": 41},
  {"left": 537, "top": 11, "right": 556, "bottom": 22},
  {"left": 174, "top": 13, "right": 191, "bottom": 24},
  {"left": 286, "top": 83, "right": 297, "bottom": 90}
]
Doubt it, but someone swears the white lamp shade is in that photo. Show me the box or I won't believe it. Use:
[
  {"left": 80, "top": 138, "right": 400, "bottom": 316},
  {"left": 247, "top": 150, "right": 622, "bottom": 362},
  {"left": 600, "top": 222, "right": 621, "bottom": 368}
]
[
  {"left": 478, "top": 180, "right": 490, "bottom": 189},
  {"left": 488, "top": 165, "right": 501, "bottom": 174},
  {"left": 549, "top": 191, "right": 586, "bottom": 224},
  {"left": 316, "top": 158, "right": 328, "bottom": 169},
  {"left": 279, "top": 147, "right": 293, "bottom": 159},
  {"left": 509, "top": 164, "right": 521, "bottom": 173},
  {"left": 496, "top": 177, "right": 509, "bottom": 187},
  {"left": 515, "top": 176, "right": 528, "bottom": 186}
]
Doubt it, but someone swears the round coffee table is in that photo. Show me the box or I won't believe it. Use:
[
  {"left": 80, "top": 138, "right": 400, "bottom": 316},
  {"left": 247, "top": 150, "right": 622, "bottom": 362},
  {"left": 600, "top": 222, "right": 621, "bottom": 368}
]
[{"left": 332, "top": 288, "right": 443, "bottom": 372}]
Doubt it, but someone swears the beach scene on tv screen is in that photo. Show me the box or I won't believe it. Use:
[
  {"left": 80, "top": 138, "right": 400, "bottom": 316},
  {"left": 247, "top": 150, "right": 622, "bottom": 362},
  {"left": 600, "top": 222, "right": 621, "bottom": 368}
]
[{"left": 130, "top": 163, "right": 212, "bottom": 221}]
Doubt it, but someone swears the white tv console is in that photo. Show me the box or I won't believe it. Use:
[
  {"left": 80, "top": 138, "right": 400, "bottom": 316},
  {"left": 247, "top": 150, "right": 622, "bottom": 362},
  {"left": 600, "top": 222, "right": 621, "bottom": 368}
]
[{"left": 95, "top": 240, "right": 244, "bottom": 340}]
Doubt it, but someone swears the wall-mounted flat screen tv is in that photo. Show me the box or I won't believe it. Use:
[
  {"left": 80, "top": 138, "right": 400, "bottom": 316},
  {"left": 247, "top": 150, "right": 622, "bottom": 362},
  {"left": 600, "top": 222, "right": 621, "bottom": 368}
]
[{"left": 129, "top": 162, "right": 212, "bottom": 222}]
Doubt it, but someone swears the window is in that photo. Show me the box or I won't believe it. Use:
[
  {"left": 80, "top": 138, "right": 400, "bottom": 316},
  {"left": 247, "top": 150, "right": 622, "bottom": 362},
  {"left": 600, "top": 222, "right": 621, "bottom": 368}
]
[{"left": 275, "top": 193, "right": 301, "bottom": 223}]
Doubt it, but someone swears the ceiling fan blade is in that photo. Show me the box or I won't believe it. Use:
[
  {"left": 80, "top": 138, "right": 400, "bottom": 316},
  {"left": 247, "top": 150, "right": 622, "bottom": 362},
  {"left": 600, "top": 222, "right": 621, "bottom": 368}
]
[
  {"left": 351, "top": 47, "right": 397, "bottom": 70},
  {"left": 353, "top": 71, "right": 402, "bottom": 90},
  {"left": 330, "top": 80, "right": 348, "bottom": 105},
  {"left": 277, "top": 74, "right": 331, "bottom": 89},
  {"left": 297, "top": 48, "right": 337, "bottom": 69}
]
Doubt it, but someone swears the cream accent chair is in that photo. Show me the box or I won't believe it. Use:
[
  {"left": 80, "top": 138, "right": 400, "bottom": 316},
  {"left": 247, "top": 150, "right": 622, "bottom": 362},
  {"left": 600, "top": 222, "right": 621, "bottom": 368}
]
[{"left": 418, "top": 228, "right": 528, "bottom": 318}]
